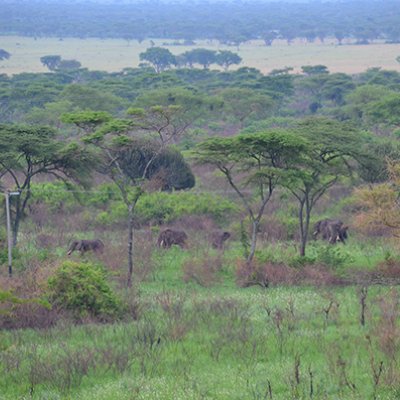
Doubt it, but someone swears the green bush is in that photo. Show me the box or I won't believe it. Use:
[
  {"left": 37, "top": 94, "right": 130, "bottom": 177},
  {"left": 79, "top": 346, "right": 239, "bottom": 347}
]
[
  {"left": 95, "top": 191, "right": 238, "bottom": 226},
  {"left": 314, "top": 245, "right": 353, "bottom": 269},
  {"left": 136, "top": 191, "right": 237, "bottom": 224},
  {"left": 288, "top": 254, "right": 316, "bottom": 269},
  {"left": 47, "top": 261, "right": 122, "bottom": 320}
]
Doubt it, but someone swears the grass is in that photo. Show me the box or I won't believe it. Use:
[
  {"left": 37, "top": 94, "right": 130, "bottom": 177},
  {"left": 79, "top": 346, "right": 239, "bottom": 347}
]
[
  {"left": 1, "top": 36, "right": 400, "bottom": 75},
  {"left": 1, "top": 239, "right": 400, "bottom": 399},
  {"left": 0, "top": 283, "right": 399, "bottom": 399}
]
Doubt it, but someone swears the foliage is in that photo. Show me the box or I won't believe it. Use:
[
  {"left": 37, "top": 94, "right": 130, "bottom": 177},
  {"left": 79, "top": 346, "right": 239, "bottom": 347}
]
[
  {"left": 60, "top": 85, "right": 126, "bottom": 113},
  {"left": 2, "top": 1, "right": 399, "bottom": 46},
  {"left": 218, "top": 87, "right": 275, "bottom": 126},
  {"left": 301, "top": 65, "right": 329, "bottom": 75},
  {"left": 40, "top": 55, "right": 62, "bottom": 71},
  {"left": 195, "top": 130, "right": 306, "bottom": 262},
  {"left": 283, "top": 117, "right": 372, "bottom": 256},
  {"left": 66, "top": 106, "right": 197, "bottom": 286},
  {"left": 96, "top": 191, "right": 237, "bottom": 225},
  {"left": 0, "top": 124, "right": 96, "bottom": 244},
  {"left": 314, "top": 245, "right": 352, "bottom": 270},
  {"left": 365, "top": 93, "right": 400, "bottom": 128},
  {"left": 353, "top": 159, "right": 400, "bottom": 237},
  {"left": 215, "top": 50, "right": 242, "bottom": 71},
  {"left": 136, "top": 191, "right": 237, "bottom": 225},
  {"left": 47, "top": 261, "right": 122, "bottom": 320},
  {"left": 139, "top": 47, "right": 176, "bottom": 73},
  {"left": 181, "top": 48, "right": 216, "bottom": 69}
]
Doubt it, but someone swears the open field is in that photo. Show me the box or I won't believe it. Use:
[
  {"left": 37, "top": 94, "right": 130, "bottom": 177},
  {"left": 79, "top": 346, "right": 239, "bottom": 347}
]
[
  {"left": 1, "top": 235, "right": 400, "bottom": 399},
  {"left": 1, "top": 36, "right": 400, "bottom": 75}
]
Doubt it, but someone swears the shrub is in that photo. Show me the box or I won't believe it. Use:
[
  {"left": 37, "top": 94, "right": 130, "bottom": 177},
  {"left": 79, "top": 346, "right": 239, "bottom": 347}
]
[
  {"left": 135, "top": 191, "right": 238, "bottom": 225},
  {"left": 314, "top": 245, "right": 352, "bottom": 269},
  {"left": 235, "top": 259, "right": 342, "bottom": 287},
  {"left": 47, "top": 261, "right": 122, "bottom": 321},
  {"left": 182, "top": 253, "right": 222, "bottom": 287},
  {"left": 288, "top": 254, "right": 316, "bottom": 269},
  {"left": 235, "top": 260, "right": 284, "bottom": 288},
  {"left": 0, "top": 290, "right": 55, "bottom": 329}
]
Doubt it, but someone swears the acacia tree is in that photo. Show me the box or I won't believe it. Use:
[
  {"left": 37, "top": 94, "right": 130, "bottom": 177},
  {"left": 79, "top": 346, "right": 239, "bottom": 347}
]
[
  {"left": 139, "top": 47, "right": 176, "bottom": 73},
  {"left": 195, "top": 130, "right": 305, "bottom": 263},
  {"left": 215, "top": 50, "right": 242, "bottom": 71},
  {"left": 40, "top": 55, "right": 61, "bottom": 71},
  {"left": 64, "top": 107, "right": 195, "bottom": 286},
  {"left": 0, "top": 124, "right": 94, "bottom": 244},
  {"left": 286, "top": 118, "right": 371, "bottom": 256},
  {"left": 132, "top": 87, "right": 222, "bottom": 139},
  {"left": 182, "top": 48, "right": 216, "bottom": 69}
]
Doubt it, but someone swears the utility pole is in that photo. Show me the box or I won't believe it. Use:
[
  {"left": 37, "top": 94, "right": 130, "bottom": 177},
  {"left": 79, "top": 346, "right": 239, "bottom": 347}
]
[{"left": 5, "top": 191, "right": 20, "bottom": 277}]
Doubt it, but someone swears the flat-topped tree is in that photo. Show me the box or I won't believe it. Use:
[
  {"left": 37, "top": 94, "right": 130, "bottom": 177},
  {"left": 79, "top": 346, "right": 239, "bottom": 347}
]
[
  {"left": 133, "top": 87, "right": 222, "bottom": 137},
  {"left": 195, "top": 130, "right": 305, "bottom": 264},
  {"left": 285, "top": 117, "right": 372, "bottom": 256},
  {"left": 0, "top": 124, "right": 95, "bottom": 245},
  {"left": 63, "top": 108, "right": 195, "bottom": 287},
  {"left": 182, "top": 49, "right": 217, "bottom": 70},
  {"left": 215, "top": 51, "right": 242, "bottom": 71},
  {"left": 139, "top": 47, "right": 176, "bottom": 73},
  {"left": 40, "top": 55, "right": 61, "bottom": 71}
]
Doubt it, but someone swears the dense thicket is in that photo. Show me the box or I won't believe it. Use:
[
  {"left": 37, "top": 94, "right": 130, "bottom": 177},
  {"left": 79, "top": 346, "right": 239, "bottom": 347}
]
[{"left": 1, "top": 1, "right": 400, "bottom": 44}]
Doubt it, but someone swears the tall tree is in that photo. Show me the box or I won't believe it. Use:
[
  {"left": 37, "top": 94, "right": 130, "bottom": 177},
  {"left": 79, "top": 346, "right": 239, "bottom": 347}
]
[
  {"left": 215, "top": 50, "right": 242, "bottom": 71},
  {"left": 40, "top": 55, "right": 61, "bottom": 71},
  {"left": 195, "top": 130, "right": 304, "bottom": 263},
  {"left": 285, "top": 118, "right": 371, "bottom": 256},
  {"left": 64, "top": 107, "right": 195, "bottom": 286},
  {"left": 182, "top": 49, "right": 216, "bottom": 69},
  {"left": 133, "top": 87, "right": 222, "bottom": 135},
  {"left": 0, "top": 124, "right": 94, "bottom": 244},
  {"left": 139, "top": 47, "right": 176, "bottom": 73}
]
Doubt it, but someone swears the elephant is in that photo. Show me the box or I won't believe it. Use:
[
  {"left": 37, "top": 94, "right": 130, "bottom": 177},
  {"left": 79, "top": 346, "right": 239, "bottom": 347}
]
[
  {"left": 67, "top": 239, "right": 105, "bottom": 255},
  {"left": 211, "top": 231, "right": 231, "bottom": 249},
  {"left": 313, "top": 219, "right": 348, "bottom": 244},
  {"left": 157, "top": 229, "right": 188, "bottom": 249}
]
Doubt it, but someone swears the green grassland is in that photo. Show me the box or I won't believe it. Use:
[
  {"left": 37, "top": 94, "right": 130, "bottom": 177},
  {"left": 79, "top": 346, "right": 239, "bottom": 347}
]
[
  {"left": 1, "top": 239, "right": 400, "bottom": 400},
  {"left": 1, "top": 36, "right": 400, "bottom": 75}
]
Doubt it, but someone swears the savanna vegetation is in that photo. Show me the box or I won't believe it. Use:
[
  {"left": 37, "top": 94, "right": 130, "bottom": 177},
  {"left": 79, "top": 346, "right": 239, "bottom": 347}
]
[
  {"left": 1, "top": 0, "right": 400, "bottom": 46},
  {"left": 1, "top": 2, "right": 400, "bottom": 399}
]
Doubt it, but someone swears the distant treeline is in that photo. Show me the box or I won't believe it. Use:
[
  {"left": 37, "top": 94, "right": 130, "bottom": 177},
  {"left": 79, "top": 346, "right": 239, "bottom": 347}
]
[{"left": 1, "top": 1, "right": 400, "bottom": 45}]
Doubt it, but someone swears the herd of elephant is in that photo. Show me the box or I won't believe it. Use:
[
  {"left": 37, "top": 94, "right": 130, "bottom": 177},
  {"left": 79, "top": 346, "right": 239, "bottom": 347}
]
[{"left": 66, "top": 218, "right": 348, "bottom": 255}]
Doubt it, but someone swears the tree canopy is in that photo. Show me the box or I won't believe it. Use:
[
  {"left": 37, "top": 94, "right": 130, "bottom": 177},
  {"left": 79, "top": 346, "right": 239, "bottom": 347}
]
[{"left": 0, "top": 124, "right": 95, "bottom": 244}]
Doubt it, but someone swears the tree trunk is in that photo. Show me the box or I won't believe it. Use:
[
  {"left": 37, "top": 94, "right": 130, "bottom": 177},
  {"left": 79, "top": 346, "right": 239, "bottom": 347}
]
[
  {"left": 299, "top": 200, "right": 311, "bottom": 257},
  {"left": 247, "top": 220, "right": 258, "bottom": 263},
  {"left": 127, "top": 206, "right": 134, "bottom": 287},
  {"left": 12, "top": 199, "right": 22, "bottom": 246},
  {"left": 299, "top": 201, "right": 306, "bottom": 257}
]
